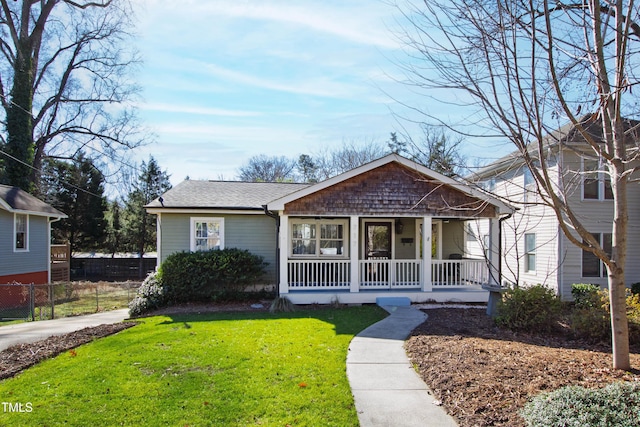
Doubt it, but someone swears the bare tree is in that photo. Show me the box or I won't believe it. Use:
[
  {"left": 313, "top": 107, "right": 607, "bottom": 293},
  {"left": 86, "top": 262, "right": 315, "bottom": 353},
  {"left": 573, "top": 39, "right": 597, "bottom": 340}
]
[
  {"left": 312, "top": 138, "right": 389, "bottom": 180},
  {"left": 238, "top": 155, "right": 297, "bottom": 182},
  {"left": 0, "top": 0, "right": 146, "bottom": 193},
  {"left": 403, "top": 125, "right": 467, "bottom": 177},
  {"left": 395, "top": 0, "right": 640, "bottom": 369}
]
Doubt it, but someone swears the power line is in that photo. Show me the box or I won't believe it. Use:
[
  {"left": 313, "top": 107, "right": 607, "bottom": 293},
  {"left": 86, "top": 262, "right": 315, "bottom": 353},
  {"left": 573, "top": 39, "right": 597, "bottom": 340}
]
[{"left": 0, "top": 148, "right": 104, "bottom": 199}]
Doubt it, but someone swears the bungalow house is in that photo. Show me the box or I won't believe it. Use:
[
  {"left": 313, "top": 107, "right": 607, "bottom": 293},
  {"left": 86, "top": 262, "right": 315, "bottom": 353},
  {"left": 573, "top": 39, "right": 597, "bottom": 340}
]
[
  {"left": 467, "top": 117, "right": 640, "bottom": 300},
  {"left": 146, "top": 154, "right": 513, "bottom": 304},
  {"left": 0, "top": 185, "right": 67, "bottom": 284}
]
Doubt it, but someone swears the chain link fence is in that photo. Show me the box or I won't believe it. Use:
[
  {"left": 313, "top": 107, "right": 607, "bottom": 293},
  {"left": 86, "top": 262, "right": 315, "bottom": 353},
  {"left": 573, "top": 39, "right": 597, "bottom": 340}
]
[{"left": 0, "top": 281, "right": 141, "bottom": 321}]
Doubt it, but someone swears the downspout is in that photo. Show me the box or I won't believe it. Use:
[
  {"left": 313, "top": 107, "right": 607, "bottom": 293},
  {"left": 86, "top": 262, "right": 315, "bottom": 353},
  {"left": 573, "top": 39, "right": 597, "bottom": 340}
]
[
  {"left": 498, "top": 211, "right": 514, "bottom": 287},
  {"left": 263, "top": 205, "right": 280, "bottom": 297}
]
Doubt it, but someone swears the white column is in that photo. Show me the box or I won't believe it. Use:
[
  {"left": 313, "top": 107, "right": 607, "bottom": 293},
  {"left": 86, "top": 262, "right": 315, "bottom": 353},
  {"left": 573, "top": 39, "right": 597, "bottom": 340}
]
[
  {"left": 156, "top": 213, "right": 162, "bottom": 268},
  {"left": 488, "top": 217, "right": 500, "bottom": 286},
  {"left": 279, "top": 214, "right": 289, "bottom": 294},
  {"left": 422, "top": 216, "right": 432, "bottom": 291},
  {"left": 350, "top": 216, "right": 359, "bottom": 293}
]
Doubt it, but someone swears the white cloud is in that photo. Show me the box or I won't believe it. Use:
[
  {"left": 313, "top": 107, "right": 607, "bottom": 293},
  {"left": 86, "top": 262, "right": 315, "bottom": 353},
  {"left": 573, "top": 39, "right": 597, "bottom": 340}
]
[{"left": 141, "top": 102, "right": 263, "bottom": 117}]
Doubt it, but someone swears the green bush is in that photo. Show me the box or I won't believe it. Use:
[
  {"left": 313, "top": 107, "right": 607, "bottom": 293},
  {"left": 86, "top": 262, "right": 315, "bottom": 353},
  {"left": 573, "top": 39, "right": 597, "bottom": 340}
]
[
  {"left": 495, "top": 284, "right": 561, "bottom": 332},
  {"left": 571, "top": 283, "right": 601, "bottom": 309},
  {"left": 129, "top": 271, "right": 166, "bottom": 317},
  {"left": 631, "top": 282, "right": 640, "bottom": 295},
  {"left": 157, "top": 248, "right": 267, "bottom": 303},
  {"left": 521, "top": 382, "right": 640, "bottom": 427}
]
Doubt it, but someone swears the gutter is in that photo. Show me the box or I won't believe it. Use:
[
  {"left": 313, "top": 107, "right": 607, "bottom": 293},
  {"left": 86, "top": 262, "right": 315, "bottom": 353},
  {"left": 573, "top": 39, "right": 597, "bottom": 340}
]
[{"left": 262, "top": 205, "right": 280, "bottom": 297}]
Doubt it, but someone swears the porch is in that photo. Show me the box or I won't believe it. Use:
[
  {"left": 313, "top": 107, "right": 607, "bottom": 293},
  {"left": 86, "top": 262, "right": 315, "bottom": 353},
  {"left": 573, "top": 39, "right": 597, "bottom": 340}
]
[{"left": 277, "top": 215, "right": 499, "bottom": 304}]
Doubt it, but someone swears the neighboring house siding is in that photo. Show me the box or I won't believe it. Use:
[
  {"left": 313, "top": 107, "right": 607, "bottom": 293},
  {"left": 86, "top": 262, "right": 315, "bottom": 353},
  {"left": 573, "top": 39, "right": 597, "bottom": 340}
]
[
  {"left": 472, "top": 148, "right": 640, "bottom": 299},
  {"left": 0, "top": 210, "right": 49, "bottom": 281},
  {"left": 158, "top": 213, "right": 278, "bottom": 282},
  {"left": 557, "top": 150, "right": 640, "bottom": 295}
]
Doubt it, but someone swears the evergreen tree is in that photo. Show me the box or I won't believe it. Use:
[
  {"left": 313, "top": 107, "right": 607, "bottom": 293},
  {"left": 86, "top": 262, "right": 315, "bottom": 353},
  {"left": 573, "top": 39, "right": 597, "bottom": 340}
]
[
  {"left": 42, "top": 153, "right": 108, "bottom": 253},
  {"left": 122, "top": 157, "right": 171, "bottom": 272}
]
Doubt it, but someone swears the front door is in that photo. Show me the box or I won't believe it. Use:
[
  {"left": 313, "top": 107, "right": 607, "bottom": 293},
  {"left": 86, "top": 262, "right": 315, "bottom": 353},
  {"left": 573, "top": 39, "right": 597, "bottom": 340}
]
[
  {"left": 363, "top": 222, "right": 392, "bottom": 285},
  {"left": 365, "top": 222, "right": 392, "bottom": 259}
]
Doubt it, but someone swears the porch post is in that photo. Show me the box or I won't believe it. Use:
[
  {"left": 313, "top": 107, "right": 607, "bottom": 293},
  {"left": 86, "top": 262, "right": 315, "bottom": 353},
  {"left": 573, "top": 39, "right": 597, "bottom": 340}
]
[
  {"left": 349, "top": 216, "right": 359, "bottom": 293},
  {"left": 422, "top": 216, "right": 432, "bottom": 291},
  {"left": 488, "top": 217, "right": 500, "bottom": 286},
  {"left": 279, "top": 214, "right": 289, "bottom": 294}
]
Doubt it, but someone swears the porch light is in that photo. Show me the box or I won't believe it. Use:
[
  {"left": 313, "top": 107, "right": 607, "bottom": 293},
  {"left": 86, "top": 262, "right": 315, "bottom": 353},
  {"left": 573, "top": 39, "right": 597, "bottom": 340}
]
[{"left": 395, "top": 219, "right": 404, "bottom": 234}]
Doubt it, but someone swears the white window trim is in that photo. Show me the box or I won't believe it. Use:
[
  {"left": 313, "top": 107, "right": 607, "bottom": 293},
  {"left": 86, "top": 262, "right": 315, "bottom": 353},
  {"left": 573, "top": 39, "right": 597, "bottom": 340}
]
[
  {"left": 289, "top": 218, "right": 349, "bottom": 258},
  {"left": 524, "top": 233, "right": 536, "bottom": 273},
  {"left": 581, "top": 158, "right": 613, "bottom": 201},
  {"left": 14, "top": 213, "right": 29, "bottom": 252},
  {"left": 581, "top": 232, "right": 611, "bottom": 278},
  {"left": 190, "top": 217, "right": 225, "bottom": 252}
]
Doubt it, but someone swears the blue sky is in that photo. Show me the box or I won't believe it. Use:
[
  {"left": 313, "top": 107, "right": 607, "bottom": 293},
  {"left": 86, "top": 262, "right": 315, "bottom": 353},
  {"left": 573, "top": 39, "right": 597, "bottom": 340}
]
[{"left": 132, "top": 0, "right": 508, "bottom": 185}]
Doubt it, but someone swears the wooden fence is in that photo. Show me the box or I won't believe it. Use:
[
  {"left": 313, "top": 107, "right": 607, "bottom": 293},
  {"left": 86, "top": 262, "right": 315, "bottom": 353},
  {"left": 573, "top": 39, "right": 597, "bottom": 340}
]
[{"left": 51, "top": 244, "right": 71, "bottom": 282}]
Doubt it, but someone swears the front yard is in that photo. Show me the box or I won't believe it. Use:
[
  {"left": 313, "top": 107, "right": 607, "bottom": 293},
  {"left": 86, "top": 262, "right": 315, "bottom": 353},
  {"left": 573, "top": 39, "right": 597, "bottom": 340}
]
[{"left": 0, "top": 306, "right": 386, "bottom": 426}]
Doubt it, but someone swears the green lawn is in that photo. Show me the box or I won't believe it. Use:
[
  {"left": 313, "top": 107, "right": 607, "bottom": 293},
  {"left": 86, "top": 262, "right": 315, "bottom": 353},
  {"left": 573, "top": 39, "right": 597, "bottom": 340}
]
[{"left": 0, "top": 306, "right": 386, "bottom": 426}]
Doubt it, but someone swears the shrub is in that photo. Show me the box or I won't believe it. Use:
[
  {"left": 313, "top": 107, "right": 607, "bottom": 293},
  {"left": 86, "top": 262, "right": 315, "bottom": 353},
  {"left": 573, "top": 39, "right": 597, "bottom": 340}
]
[
  {"left": 495, "top": 284, "right": 561, "bottom": 332},
  {"left": 571, "top": 283, "right": 601, "bottom": 309},
  {"left": 631, "top": 282, "right": 640, "bottom": 295},
  {"left": 129, "top": 271, "right": 166, "bottom": 317},
  {"left": 157, "top": 248, "right": 267, "bottom": 303},
  {"left": 521, "top": 382, "right": 640, "bottom": 427}
]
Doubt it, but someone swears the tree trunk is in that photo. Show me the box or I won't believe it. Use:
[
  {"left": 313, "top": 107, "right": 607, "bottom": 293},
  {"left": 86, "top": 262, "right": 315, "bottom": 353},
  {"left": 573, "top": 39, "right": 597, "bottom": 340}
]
[{"left": 4, "top": 39, "right": 34, "bottom": 192}]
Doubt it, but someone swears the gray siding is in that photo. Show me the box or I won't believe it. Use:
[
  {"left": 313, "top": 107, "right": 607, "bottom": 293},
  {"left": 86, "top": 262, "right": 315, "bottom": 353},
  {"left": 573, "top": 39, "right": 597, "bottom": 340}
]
[
  {"left": 557, "top": 151, "right": 640, "bottom": 295},
  {"left": 474, "top": 149, "right": 640, "bottom": 299},
  {"left": 158, "top": 213, "right": 278, "bottom": 283},
  {"left": 0, "top": 211, "right": 49, "bottom": 277}
]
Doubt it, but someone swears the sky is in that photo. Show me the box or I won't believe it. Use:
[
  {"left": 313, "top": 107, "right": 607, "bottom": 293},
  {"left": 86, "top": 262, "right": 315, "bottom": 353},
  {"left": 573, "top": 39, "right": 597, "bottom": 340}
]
[{"left": 131, "top": 0, "right": 509, "bottom": 186}]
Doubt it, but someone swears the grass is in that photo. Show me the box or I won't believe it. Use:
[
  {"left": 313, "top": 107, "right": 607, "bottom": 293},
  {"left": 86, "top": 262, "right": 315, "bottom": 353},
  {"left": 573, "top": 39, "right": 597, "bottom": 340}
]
[
  {"left": 0, "top": 282, "right": 141, "bottom": 323},
  {"left": 0, "top": 305, "right": 386, "bottom": 426}
]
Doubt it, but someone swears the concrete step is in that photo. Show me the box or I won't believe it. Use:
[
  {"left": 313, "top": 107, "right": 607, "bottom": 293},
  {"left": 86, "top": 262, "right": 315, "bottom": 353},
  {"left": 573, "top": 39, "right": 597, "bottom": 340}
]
[{"left": 375, "top": 297, "right": 411, "bottom": 307}]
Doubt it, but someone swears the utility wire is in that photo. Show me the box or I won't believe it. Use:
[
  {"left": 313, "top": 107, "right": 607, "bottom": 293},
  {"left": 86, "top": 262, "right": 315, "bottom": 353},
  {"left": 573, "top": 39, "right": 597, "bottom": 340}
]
[{"left": 0, "top": 148, "right": 105, "bottom": 199}]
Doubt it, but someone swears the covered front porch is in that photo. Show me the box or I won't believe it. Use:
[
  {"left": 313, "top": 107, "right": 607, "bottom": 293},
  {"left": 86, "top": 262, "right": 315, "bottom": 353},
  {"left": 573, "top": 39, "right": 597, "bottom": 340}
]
[
  {"left": 266, "top": 155, "right": 510, "bottom": 305},
  {"left": 277, "top": 215, "right": 499, "bottom": 304}
]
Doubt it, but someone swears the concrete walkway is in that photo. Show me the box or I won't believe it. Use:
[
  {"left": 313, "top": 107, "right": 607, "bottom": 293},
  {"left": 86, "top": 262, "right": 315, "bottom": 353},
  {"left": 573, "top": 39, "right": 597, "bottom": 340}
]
[
  {"left": 0, "top": 309, "right": 130, "bottom": 351},
  {"left": 347, "top": 305, "right": 458, "bottom": 427}
]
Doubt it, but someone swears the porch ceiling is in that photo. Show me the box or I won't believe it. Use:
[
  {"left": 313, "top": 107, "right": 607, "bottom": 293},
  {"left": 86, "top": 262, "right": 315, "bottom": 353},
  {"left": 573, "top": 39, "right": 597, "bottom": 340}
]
[{"left": 282, "top": 162, "right": 497, "bottom": 218}]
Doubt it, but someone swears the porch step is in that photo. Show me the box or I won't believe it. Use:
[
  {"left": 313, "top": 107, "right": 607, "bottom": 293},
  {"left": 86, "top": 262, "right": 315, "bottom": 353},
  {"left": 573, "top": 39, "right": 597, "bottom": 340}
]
[{"left": 376, "top": 297, "right": 411, "bottom": 307}]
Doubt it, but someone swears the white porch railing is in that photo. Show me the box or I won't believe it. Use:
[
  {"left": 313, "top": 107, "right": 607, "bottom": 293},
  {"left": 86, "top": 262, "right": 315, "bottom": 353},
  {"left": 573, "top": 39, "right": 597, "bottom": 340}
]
[
  {"left": 288, "top": 260, "right": 351, "bottom": 290},
  {"left": 431, "top": 259, "right": 489, "bottom": 287},
  {"left": 287, "top": 258, "right": 488, "bottom": 291},
  {"left": 359, "top": 260, "right": 421, "bottom": 289}
]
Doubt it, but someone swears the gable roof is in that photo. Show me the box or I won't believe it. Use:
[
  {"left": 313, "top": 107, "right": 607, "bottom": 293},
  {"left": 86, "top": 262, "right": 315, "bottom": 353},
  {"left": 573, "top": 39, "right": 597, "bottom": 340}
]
[
  {"left": 472, "top": 115, "right": 640, "bottom": 179},
  {"left": 145, "top": 180, "right": 310, "bottom": 212},
  {"left": 267, "top": 154, "right": 513, "bottom": 214},
  {"left": 0, "top": 185, "right": 66, "bottom": 218}
]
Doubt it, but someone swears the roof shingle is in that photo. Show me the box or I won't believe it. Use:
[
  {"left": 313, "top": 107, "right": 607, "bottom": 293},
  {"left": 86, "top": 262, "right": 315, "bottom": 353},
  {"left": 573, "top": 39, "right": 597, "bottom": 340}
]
[{"left": 145, "top": 180, "right": 310, "bottom": 210}]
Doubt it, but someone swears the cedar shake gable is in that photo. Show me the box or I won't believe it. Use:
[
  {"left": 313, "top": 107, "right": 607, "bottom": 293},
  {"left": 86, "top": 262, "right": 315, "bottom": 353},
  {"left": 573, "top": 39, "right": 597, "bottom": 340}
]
[{"left": 283, "top": 162, "right": 496, "bottom": 217}]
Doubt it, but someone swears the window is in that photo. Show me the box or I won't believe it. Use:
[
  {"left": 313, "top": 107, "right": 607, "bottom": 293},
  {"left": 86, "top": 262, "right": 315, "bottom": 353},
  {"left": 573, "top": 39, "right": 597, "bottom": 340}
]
[
  {"left": 190, "top": 217, "right": 224, "bottom": 252},
  {"left": 582, "top": 233, "right": 612, "bottom": 277},
  {"left": 583, "top": 158, "right": 613, "bottom": 200},
  {"left": 523, "top": 168, "right": 535, "bottom": 202},
  {"left": 524, "top": 233, "right": 536, "bottom": 272},
  {"left": 291, "top": 219, "right": 347, "bottom": 257},
  {"left": 14, "top": 214, "right": 28, "bottom": 251}
]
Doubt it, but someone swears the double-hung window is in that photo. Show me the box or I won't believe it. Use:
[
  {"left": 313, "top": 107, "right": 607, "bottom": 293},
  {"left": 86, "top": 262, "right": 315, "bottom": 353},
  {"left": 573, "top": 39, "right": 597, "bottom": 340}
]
[
  {"left": 291, "top": 219, "right": 347, "bottom": 257},
  {"left": 583, "top": 158, "right": 613, "bottom": 200},
  {"left": 14, "top": 213, "right": 28, "bottom": 251},
  {"left": 582, "top": 233, "right": 612, "bottom": 277},
  {"left": 190, "top": 217, "right": 224, "bottom": 252},
  {"left": 524, "top": 233, "right": 536, "bottom": 272}
]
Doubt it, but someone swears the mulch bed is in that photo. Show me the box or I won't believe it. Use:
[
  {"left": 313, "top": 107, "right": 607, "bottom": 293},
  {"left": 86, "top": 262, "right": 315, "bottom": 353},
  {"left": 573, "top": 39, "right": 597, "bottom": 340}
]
[
  {"left": 406, "top": 308, "right": 640, "bottom": 427},
  {"left": 0, "top": 322, "right": 136, "bottom": 380}
]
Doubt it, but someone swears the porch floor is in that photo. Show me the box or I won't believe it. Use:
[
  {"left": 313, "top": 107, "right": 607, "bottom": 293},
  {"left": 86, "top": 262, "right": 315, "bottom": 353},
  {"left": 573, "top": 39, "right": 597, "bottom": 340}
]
[{"left": 283, "top": 285, "right": 489, "bottom": 305}]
